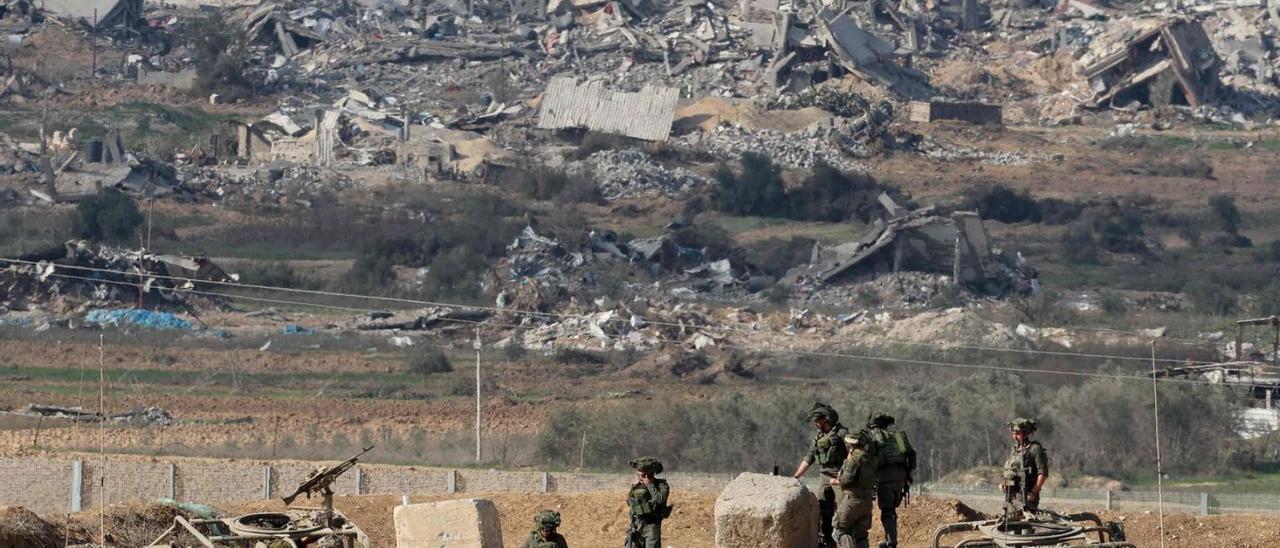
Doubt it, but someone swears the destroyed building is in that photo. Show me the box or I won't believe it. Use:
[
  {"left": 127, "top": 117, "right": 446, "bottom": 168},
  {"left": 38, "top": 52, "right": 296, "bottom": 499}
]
[
  {"left": 1077, "top": 17, "right": 1221, "bottom": 109},
  {"left": 782, "top": 196, "right": 1037, "bottom": 297}
]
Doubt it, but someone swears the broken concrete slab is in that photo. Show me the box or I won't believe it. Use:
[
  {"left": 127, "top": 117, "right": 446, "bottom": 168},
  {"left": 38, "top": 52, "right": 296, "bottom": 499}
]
[
  {"left": 908, "top": 100, "right": 1003, "bottom": 124},
  {"left": 714, "top": 472, "right": 819, "bottom": 548},
  {"left": 393, "top": 498, "right": 503, "bottom": 548}
]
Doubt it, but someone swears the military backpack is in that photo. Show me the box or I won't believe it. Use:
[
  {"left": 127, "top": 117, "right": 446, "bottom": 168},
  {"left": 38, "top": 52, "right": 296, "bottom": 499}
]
[{"left": 875, "top": 429, "right": 912, "bottom": 467}]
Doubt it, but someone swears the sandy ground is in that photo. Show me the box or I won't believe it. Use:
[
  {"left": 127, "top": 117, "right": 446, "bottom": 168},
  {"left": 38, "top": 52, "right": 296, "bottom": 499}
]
[{"left": 228, "top": 492, "right": 1280, "bottom": 548}]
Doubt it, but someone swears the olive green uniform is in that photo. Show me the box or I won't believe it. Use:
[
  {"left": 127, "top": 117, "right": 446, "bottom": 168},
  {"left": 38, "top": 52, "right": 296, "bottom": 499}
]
[
  {"left": 628, "top": 479, "right": 670, "bottom": 548},
  {"left": 806, "top": 422, "right": 850, "bottom": 545},
  {"left": 1003, "top": 441, "right": 1049, "bottom": 510},
  {"left": 520, "top": 530, "right": 569, "bottom": 548},
  {"left": 869, "top": 427, "right": 916, "bottom": 548},
  {"left": 835, "top": 445, "right": 878, "bottom": 548}
]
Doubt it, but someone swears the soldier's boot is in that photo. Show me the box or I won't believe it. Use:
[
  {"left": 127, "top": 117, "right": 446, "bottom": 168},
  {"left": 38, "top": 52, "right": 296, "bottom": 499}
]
[
  {"left": 820, "top": 490, "right": 836, "bottom": 547},
  {"left": 881, "top": 510, "right": 898, "bottom": 548}
]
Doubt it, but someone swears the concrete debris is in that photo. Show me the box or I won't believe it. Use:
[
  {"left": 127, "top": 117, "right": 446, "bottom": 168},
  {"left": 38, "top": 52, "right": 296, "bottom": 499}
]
[
  {"left": 14, "top": 403, "right": 175, "bottom": 426},
  {"left": 0, "top": 240, "right": 234, "bottom": 312},
  {"left": 783, "top": 198, "right": 1038, "bottom": 297},
  {"left": 908, "top": 100, "right": 1003, "bottom": 124},
  {"left": 715, "top": 473, "right": 819, "bottom": 548},
  {"left": 394, "top": 498, "right": 503, "bottom": 548},
  {"left": 563, "top": 149, "right": 711, "bottom": 199},
  {"left": 1077, "top": 17, "right": 1220, "bottom": 109}
]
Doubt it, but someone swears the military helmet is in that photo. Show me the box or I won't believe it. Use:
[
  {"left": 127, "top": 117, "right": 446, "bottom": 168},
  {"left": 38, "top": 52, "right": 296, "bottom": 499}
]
[
  {"left": 868, "top": 412, "right": 895, "bottom": 429},
  {"left": 629, "top": 456, "right": 664, "bottom": 475},
  {"left": 807, "top": 402, "right": 839, "bottom": 424},
  {"left": 843, "top": 430, "right": 872, "bottom": 447},
  {"left": 1009, "top": 418, "right": 1037, "bottom": 434},
  {"left": 535, "top": 509, "right": 561, "bottom": 530}
]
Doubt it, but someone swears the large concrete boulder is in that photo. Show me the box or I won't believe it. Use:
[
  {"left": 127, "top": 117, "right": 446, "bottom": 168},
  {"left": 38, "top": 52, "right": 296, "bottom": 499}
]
[
  {"left": 393, "top": 498, "right": 503, "bottom": 548},
  {"left": 714, "top": 472, "right": 819, "bottom": 548}
]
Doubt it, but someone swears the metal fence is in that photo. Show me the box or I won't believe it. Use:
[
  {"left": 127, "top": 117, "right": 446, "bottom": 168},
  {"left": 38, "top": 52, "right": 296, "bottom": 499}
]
[{"left": 914, "top": 482, "right": 1280, "bottom": 516}]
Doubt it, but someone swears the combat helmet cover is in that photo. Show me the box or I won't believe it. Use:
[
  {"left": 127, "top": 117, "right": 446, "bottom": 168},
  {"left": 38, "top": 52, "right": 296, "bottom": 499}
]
[
  {"left": 1009, "top": 418, "right": 1037, "bottom": 434},
  {"left": 843, "top": 429, "right": 872, "bottom": 447},
  {"left": 868, "top": 412, "right": 895, "bottom": 429},
  {"left": 629, "top": 456, "right": 664, "bottom": 475},
  {"left": 807, "top": 402, "right": 840, "bottom": 424},
  {"left": 535, "top": 509, "right": 561, "bottom": 529}
]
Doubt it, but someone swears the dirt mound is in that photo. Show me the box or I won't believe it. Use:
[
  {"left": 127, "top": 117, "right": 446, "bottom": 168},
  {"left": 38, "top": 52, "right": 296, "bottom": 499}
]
[
  {"left": 0, "top": 506, "right": 60, "bottom": 548},
  {"left": 892, "top": 497, "right": 990, "bottom": 547},
  {"left": 56, "top": 502, "right": 195, "bottom": 547},
  {"left": 847, "top": 308, "right": 1025, "bottom": 350}
]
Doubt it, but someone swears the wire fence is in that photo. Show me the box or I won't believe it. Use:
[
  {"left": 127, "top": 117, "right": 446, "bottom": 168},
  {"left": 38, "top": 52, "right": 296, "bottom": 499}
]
[{"left": 914, "top": 482, "right": 1280, "bottom": 516}]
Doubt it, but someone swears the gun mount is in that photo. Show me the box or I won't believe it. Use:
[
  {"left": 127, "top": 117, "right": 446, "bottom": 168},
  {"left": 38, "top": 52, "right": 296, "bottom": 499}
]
[
  {"left": 932, "top": 507, "right": 1134, "bottom": 547},
  {"left": 146, "top": 446, "right": 374, "bottom": 548}
]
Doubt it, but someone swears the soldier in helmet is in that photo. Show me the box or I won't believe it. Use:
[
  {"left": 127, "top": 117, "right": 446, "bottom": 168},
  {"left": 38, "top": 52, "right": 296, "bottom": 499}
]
[
  {"left": 793, "top": 402, "right": 850, "bottom": 547},
  {"left": 1001, "top": 418, "right": 1049, "bottom": 511},
  {"left": 521, "top": 509, "right": 569, "bottom": 548},
  {"left": 831, "top": 431, "right": 878, "bottom": 548},
  {"left": 866, "top": 413, "right": 916, "bottom": 548},
  {"left": 626, "top": 457, "right": 671, "bottom": 548}
]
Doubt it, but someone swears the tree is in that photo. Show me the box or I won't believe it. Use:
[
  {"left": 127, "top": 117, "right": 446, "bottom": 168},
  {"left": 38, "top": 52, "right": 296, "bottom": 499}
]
[
  {"left": 964, "top": 184, "right": 1043, "bottom": 224},
  {"left": 73, "top": 188, "right": 143, "bottom": 243},
  {"left": 1184, "top": 279, "right": 1237, "bottom": 316},
  {"left": 1209, "top": 194, "right": 1251, "bottom": 247},
  {"left": 191, "top": 13, "right": 254, "bottom": 101},
  {"left": 407, "top": 349, "right": 453, "bottom": 387},
  {"left": 715, "top": 153, "right": 786, "bottom": 217}
]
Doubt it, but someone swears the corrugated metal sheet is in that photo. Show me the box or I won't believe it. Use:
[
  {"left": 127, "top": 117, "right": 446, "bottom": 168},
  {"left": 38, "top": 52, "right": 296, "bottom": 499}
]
[
  {"left": 537, "top": 77, "right": 678, "bottom": 142},
  {"left": 41, "top": 0, "right": 136, "bottom": 25}
]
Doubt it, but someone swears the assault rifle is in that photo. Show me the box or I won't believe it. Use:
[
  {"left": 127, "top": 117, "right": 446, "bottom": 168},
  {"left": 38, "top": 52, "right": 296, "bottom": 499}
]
[
  {"left": 624, "top": 514, "right": 640, "bottom": 548},
  {"left": 282, "top": 445, "right": 374, "bottom": 529}
]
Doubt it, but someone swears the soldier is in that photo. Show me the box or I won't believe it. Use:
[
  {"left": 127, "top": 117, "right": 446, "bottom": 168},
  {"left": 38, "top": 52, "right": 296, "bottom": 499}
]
[
  {"left": 831, "top": 431, "right": 878, "bottom": 548},
  {"left": 792, "top": 402, "right": 850, "bottom": 547},
  {"left": 867, "top": 413, "right": 916, "bottom": 548},
  {"left": 626, "top": 456, "right": 671, "bottom": 548},
  {"left": 1002, "top": 418, "right": 1050, "bottom": 511},
  {"left": 520, "top": 509, "right": 569, "bottom": 548}
]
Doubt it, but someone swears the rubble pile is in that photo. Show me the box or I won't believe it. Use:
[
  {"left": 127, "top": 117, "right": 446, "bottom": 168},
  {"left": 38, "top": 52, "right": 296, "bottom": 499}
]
[
  {"left": 563, "top": 149, "right": 711, "bottom": 199},
  {"left": 678, "top": 125, "right": 867, "bottom": 171},
  {"left": 0, "top": 240, "right": 234, "bottom": 312}
]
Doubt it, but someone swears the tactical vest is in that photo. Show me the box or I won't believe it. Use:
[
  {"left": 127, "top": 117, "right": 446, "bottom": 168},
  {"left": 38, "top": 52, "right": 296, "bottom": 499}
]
[
  {"left": 1002, "top": 441, "right": 1043, "bottom": 487},
  {"left": 628, "top": 480, "right": 671, "bottom": 520},
  {"left": 814, "top": 425, "right": 849, "bottom": 468},
  {"left": 873, "top": 429, "right": 912, "bottom": 468}
]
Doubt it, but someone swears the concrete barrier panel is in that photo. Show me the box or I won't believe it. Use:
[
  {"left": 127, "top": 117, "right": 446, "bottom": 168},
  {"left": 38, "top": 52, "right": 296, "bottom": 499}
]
[{"left": 393, "top": 498, "right": 503, "bottom": 548}]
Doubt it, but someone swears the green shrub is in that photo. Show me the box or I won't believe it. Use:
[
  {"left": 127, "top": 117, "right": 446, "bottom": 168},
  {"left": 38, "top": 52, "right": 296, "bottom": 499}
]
[
  {"left": 1062, "top": 222, "right": 1101, "bottom": 264},
  {"left": 73, "top": 188, "right": 143, "bottom": 243},
  {"left": 408, "top": 349, "right": 453, "bottom": 377},
  {"left": 1254, "top": 281, "right": 1280, "bottom": 317},
  {"left": 191, "top": 13, "right": 254, "bottom": 101},
  {"left": 715, "top": 153, "right": 786, "bottom": 217},
  {"left": 785, "top": 162, "right": 889, "bottom": 223},
  {"left": 746, "top": 237, "right": 815, "bottom": 278},
  {"left": 963, "top": 184, "right": 1042, "bottom": 224},
  {"left": 1184, "top": 279, "right": 1237, "bottom": 316}
]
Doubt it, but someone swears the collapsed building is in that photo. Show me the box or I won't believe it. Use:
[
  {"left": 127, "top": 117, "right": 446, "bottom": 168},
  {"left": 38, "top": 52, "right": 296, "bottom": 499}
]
[
  {"left": 1, "top": 241, "right": 233, "bottom": 310},
  {"left": 1077, "top": 17, "right": 1221, "bottom": 109},
  {"left": 783, "top": 196, "right": 1038, "bottom": 297}
]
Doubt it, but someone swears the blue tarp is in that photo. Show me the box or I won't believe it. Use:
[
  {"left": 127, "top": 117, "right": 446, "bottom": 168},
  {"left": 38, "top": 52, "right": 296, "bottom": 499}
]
[
  {"left": 283, "top": 324, "right": 313, "bottom": 335},
  {"left": 84, "top": 309, "right": 194, "bottom": 330}
]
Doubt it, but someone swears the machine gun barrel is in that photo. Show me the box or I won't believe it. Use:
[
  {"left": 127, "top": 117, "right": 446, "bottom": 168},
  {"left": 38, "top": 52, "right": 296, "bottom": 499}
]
[{"left": 282, "top": 445, "right": 374, "bottom": 505}]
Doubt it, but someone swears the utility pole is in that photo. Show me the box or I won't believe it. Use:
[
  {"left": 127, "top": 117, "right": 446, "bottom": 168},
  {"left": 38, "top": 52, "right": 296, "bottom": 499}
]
[
  {"left": 91, "top": 10, "right": 98, "bottom": 78},
  {"left": 473, "top": 327, "right": 482, "bottom": 464}
]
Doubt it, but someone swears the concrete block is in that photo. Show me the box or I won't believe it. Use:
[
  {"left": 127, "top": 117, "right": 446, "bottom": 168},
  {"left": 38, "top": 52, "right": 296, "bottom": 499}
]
[
  {"left": 394, "top": 498, "right": 503, "bottom": 548},
  {"left": 714, "top": 472, "right": 819, "bottom": 548}
]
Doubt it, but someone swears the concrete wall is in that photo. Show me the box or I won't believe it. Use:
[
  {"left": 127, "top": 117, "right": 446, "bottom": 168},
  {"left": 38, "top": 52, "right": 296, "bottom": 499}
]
[{"left": 0, "top": 454, "right": 736, "bottom": 515}]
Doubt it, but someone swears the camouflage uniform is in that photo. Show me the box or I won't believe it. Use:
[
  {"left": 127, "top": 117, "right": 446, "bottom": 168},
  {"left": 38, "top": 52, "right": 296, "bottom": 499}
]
[
  {"left": 521, "top": 530, "right": 569, "bottom": 548},
  {"left": 1003, "top": 419, "right": 1050, "bottom": 511},
  {"left": 868, "top": 414, "right": 916, "bottom": 548},
  {"left": 628, "top": 457, "right": 671, "bottom": 548},
  {"left": 802, "top": 403, "right": 850, "bottom": 546},
  {"left": 834, "top": 433, "right": 879, "bottom": 548},
  {"left": 521, "top": 510, "right": 569, "bottom": 548}
]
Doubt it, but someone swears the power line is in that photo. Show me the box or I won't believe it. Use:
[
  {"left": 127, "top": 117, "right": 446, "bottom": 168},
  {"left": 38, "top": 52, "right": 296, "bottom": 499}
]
[
  {"left": 34, "top": 270, "right": 1227, "bottom": 387},
  {"left": 3, "top": 258, "right": 1223, "bottom": 367}
]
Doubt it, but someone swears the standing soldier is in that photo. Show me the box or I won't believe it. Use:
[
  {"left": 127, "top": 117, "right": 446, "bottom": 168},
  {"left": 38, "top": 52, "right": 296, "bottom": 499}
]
[
  {"left": 788, "top": 399, "right": 849, "bottom": 545},
  {"left": 521, "top": 509, "right": 569, "bottom": 548},
  {"left": 793, "top": 402, "right": 850, "bottom": 547},
  {"left": 831, "top": 431, "right": 878, "bottom": 548},
  {"left": 867, "top": 413, "right": 916, "bottom": 548},
  {"left": 1002, "top": 418, "right": 1050, "bottom": 511},
  {"left": 626, "top": 457, "right": 671, "bottom": 548}
]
